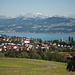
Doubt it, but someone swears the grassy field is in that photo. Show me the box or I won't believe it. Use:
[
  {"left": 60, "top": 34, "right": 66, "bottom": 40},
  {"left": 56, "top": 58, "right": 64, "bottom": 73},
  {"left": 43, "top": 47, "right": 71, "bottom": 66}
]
[{"left": 0, "top": 58, "right": 75, "bottom": 75}]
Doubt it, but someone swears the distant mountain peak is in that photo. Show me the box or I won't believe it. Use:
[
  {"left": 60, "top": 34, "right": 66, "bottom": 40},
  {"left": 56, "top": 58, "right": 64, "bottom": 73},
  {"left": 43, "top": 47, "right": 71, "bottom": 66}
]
[
  {"left": 35, "top": 13, "right": 42, "bottom": 15},
  {"left": 0, "top": 15, "right": 8, "bottom": 19}
]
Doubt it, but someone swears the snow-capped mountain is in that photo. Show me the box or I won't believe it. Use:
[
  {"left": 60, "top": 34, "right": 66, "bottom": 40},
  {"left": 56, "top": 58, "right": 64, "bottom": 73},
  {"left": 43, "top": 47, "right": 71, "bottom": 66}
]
[{"left": 17, "top": 13, "right": 49, "bottom": 18}]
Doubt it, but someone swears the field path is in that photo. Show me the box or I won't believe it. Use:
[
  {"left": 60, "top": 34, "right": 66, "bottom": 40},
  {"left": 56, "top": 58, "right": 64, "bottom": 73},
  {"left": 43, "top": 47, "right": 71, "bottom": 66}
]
[{"left": 0, "top": 63, "right": 56, "bottom": 70}]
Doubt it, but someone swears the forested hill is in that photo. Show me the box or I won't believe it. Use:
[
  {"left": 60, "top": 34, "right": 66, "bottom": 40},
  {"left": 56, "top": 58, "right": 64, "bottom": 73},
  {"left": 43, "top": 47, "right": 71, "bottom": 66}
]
[{"left": 0, "top": 17, "right": 75, "bottom": 33}]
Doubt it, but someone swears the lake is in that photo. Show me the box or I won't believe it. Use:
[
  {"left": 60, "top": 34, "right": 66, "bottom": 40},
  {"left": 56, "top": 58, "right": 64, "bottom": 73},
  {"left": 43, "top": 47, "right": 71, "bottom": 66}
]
[{"left": 0, "top": 32, "right": 75, "bottom": 41}]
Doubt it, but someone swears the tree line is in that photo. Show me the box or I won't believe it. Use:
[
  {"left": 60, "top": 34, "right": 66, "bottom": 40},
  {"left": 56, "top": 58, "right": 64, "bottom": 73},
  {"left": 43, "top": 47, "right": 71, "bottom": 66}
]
[{"left": 1, "top": 47, "right": 67, "bottom": 63}]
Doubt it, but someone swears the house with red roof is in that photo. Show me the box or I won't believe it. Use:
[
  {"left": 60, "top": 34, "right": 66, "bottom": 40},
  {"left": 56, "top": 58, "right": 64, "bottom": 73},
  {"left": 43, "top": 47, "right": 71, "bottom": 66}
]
[{"left": 65, "top": 54, "right": 72, "bottom": 58}]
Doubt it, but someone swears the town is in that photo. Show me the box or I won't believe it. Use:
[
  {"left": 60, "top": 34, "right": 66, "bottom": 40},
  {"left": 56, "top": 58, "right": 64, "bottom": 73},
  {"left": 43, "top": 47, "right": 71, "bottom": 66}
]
[{"left": 0, "top": 34, "right": 75, "bottom": 62}]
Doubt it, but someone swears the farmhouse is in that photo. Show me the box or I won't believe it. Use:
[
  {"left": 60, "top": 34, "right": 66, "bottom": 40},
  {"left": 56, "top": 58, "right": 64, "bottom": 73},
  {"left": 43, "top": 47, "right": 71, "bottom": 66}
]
[{"left": 65, "top": 53, "right": 75, "bottom": 59}]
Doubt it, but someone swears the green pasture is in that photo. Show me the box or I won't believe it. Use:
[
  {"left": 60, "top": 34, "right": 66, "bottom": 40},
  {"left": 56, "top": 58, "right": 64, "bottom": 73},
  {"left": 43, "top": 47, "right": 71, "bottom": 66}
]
[
  {"left": 59, "top": 52, "right": 75, "bottom": 54},
  {"left": 0, "top": 58, "right": 75, "bottom": 75}
]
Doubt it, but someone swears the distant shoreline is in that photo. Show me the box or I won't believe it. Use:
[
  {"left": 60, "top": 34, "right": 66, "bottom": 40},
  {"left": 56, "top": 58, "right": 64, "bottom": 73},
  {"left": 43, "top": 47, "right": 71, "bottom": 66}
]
[
  {"left": 0, "top": 32, "right": 75, "bottom": 41},
  {"left": 0, "top": 31, "right": 75, "bottom": 34}
]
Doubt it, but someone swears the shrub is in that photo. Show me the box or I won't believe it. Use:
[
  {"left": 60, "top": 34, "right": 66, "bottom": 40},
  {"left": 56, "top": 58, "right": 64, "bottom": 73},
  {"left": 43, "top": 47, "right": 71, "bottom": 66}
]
[{"left": 0, "top": 53, "right": 5, "bottom": 57}]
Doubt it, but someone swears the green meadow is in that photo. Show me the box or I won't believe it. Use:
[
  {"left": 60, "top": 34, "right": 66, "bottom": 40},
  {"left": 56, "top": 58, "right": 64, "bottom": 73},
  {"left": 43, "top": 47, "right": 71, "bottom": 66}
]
[{"left": 0, "top": 58, "right": 75, "bottom": 75}]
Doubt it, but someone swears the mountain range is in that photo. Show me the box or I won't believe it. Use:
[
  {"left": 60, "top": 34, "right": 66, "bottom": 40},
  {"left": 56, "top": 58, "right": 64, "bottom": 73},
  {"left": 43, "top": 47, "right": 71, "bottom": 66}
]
[
  {"left": 16, "top": 13, "right": 49, "bottom": 19},
  {"left": 0, "top": 15, "right": 75, "bottom": 33}
]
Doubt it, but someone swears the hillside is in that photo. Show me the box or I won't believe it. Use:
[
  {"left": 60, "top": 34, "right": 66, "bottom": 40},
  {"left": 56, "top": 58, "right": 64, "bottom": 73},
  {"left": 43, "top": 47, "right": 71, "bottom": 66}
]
[
  {"left": 1, "top": 58, "right": 75, "bottom": 75},
  {"left": 0, "top": 17, "right": 75, "bottom": 33}
]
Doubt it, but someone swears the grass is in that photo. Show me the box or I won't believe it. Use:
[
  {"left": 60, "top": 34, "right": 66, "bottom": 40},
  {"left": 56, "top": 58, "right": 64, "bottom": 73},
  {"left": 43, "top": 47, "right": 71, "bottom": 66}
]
[
  {"left": 0, "top": 58, "right": 46, "bottom": 68},
  {"left": 59, "top": 52, "right": 75, "bottom": 54},
  {"left": 0, "top": 58, "right": 75, "bottom": 75}
]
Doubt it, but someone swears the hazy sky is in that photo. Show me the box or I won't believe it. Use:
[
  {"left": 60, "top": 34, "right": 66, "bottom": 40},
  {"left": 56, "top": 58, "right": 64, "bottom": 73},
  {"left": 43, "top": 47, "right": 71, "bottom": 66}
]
[{"left": 0, "top": 0, "right": 75, "bottom": 17}]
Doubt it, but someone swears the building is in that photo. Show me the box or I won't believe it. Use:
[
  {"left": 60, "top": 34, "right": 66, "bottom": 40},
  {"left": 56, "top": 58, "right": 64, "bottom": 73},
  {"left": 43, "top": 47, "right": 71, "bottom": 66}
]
[{"left": 24, "top": 39, "right": 30, "bottom": 44}]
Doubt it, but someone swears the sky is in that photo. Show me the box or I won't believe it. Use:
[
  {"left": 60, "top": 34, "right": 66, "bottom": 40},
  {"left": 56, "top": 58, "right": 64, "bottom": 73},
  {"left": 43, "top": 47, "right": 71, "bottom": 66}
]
[{"left": 0, "top": 0, "right": 75, "bottom": 17}]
